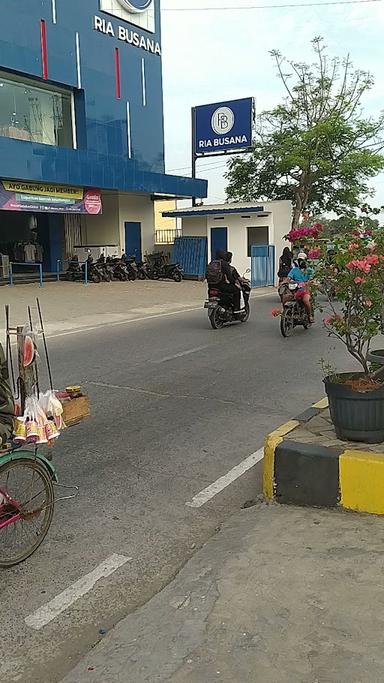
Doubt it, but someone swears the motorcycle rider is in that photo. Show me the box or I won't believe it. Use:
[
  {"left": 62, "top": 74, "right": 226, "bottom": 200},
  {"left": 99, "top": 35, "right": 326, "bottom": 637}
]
[
  {"left": 206, "top": 249, "right": 241, "bottom": 312},
  {"left": 288, "top": 259, "right": 314, "bottom": 323}
]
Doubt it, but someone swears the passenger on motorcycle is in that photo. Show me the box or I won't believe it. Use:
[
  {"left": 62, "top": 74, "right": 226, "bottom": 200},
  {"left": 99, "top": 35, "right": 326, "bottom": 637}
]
[
  {"left": 206, "top": 250, "right": 241, "bottom": 312},
  {"left": 288, "top": 259, "right": 314, "bottom": 323}
]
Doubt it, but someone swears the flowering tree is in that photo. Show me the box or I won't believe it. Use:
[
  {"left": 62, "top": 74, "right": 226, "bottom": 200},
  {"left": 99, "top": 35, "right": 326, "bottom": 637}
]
[
  {"left": 225, "top": 38, "right": 384, "bottom": 229},
  {"left": 300, "top": 224, "right": 384, "bottom": 375}
]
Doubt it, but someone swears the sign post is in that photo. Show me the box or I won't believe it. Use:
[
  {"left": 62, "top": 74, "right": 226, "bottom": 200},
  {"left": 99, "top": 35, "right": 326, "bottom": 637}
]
[{"left": 191, "top": 97, "right": 254, "bottom": 206}]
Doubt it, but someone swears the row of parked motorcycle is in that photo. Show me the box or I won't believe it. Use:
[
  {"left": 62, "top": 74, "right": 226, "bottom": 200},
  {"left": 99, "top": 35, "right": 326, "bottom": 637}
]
[{"left": 63, "top": 252, "right": 184, "bottom": 284}]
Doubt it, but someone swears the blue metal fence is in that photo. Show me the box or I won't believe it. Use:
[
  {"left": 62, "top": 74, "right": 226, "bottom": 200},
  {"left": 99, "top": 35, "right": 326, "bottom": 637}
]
[
  {"left": 9, "top": 263, "right": 43, "bottom": 288},
  {"left": 251, "top": 245, "right": 276, "bottom": 288},
  {"left": 173, "top": 237, "right": 208, "bottom": 279}
]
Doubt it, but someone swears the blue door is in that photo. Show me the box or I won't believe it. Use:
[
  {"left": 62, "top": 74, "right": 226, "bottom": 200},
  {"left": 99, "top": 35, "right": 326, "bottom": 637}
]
[
  {"left": 125, "top": 222, "right": 142, "bottom": 261},
  {"left": 211, "top": 227, "right": 228, "bottom": 259}
]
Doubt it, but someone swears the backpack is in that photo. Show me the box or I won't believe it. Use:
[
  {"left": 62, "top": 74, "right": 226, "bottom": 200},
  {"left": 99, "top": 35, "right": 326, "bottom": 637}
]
[{"left": 206, "top": 259, "right": 223, "bottom": 285}]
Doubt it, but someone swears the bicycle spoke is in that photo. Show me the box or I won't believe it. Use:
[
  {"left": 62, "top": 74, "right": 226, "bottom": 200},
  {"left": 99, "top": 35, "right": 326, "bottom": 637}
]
[{"left": 0, "top": 459, "right": 54, "bottom": 567}]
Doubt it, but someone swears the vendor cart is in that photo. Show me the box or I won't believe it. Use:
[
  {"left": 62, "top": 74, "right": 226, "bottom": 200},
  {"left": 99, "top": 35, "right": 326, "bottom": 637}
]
[{"left": 0, "top": 300, "right": 88, "bottom": 567}]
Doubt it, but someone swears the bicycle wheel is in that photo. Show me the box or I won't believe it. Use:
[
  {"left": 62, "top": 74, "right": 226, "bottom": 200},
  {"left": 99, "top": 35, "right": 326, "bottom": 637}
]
[{"left": 0, "top": 458, "right": 54, "bottom": 568}]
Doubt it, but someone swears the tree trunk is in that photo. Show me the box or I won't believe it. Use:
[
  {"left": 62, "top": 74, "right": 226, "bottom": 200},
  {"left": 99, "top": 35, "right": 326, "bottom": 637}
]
[
  {"left": 291, "top": 175, "right": 311, "bottom": 229},
  {"left": 291, "top": 204, "right": 302, "bottom": 230}
]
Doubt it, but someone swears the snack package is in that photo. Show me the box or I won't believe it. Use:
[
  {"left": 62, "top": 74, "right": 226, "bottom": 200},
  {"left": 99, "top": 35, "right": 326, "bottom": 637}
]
[{"left": 39, "top": 390, "right": 65, "bottom": 433}]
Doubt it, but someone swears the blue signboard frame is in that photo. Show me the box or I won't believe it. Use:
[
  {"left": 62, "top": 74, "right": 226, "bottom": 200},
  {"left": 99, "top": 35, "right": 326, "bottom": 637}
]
[{"left": 193, "top": 97, "right": 254, "bottom": 156}]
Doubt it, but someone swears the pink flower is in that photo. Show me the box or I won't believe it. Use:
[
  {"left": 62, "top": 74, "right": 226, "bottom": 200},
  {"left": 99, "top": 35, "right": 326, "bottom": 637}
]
[
  {"left": 354, "top": 277, "right": 366, "bottom": 284},
  {"left": 347, "top": 255, "right": 378, "bottom": 273},
  {"left": 366, "top": 254, "right": 379, "bottom": 265},
  {"left": 324, "top": 314, "right": 343, "bottom": 326},
  {"left": 348, "top": 242, "right": 360, "bottom": 252},
  {"left": 271, "top": 308, "right": 281, "bottom": 317},
  {"left": 365, "top": 300, "right": 373, "bottom": 308},
  {"left": 308, "top": 248, "right": 321, "bottom": 259}
]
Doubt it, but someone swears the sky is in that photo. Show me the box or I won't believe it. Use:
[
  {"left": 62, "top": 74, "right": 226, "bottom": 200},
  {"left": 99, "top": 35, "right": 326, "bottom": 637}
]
[{"left": 160, "top": 0, "right": 384, "bottom": 210}]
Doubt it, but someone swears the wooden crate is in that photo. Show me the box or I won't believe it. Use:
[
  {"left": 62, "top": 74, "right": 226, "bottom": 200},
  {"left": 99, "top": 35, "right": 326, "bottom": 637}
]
[{"left": 62, "top": 395, "right": 90, "bottom": 427}]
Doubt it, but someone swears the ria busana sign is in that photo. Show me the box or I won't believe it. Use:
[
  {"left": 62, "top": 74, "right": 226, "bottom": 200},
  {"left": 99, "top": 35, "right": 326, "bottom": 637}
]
[
  {"left": 194, "top": 98, "right": 254, "bottom": 155},
  {"left": 93, "top": 15, "right": 161, "bottom": 56},
  {"left": 191, "top": 98, "right": 254, "bottom": 206}
]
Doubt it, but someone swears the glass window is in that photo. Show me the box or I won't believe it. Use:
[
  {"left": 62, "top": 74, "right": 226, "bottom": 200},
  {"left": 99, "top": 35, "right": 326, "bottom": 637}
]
[
  {"left": 247, "top": 226, "right": 269, "bottom": 256},
  {"left": 0, "top": 72, "right": 74, "bottom": 148}
]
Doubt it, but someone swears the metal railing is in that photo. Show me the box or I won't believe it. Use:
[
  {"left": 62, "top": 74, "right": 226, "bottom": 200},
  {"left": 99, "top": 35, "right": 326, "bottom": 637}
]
[
  {"left": 155, "top": 229, "right": 182, "bottom": 245},
  {"left": 8, "top": 262, "right": 43, "bottom": 288}
]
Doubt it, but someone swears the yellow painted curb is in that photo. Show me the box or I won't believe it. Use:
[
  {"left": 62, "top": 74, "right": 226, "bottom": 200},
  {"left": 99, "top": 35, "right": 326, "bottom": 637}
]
[
  {"left": 340, "top": 449, "right": 384, "bottom": 515},
  {"left": 312, "top": 397, "right": 329, "bottom": 409},
  {"left": 263, "top": 421, "right": 299, "bottom": 499}
]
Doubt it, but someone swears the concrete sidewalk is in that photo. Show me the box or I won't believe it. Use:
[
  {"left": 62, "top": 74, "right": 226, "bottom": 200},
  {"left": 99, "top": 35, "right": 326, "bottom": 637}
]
[
  {"left": 0, "top": 280, "right": 206, "bottom": 337},
  {"left": 1, "top": 281, "right": 274, "bottom": 338},
  {"left": 62, "top": 503, "right": 384, "bottom": 683}
]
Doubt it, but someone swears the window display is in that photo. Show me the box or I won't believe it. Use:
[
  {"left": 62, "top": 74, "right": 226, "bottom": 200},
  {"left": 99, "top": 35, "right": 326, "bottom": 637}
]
[{"left": 0, "top": 71, "right": 74, "bottom": 149}]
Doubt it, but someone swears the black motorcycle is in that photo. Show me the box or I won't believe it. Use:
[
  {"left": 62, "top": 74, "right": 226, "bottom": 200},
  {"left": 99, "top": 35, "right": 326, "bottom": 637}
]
[
  {"left": 110, "top": 258, "right": 129, "bottom": 281},
  {"left": 134, "top": 259, "right": 150, "bottom": 280},
  {"left": 146, "top": 252, "right": 183, "bottom": 282},
  {"left": 151, "top": 262, "right": 183, "bottom": 282},
  {"left": 124, "top": 257, "right": 139, "bottom": 281},
  {"left": 64, "top": 256, "right": 83, "bottom": 282},
  {"left": 205, "top": 278, "right": 251, "bottom": 329},
  {"left": 278, "top": 281, "right": 312, "bottom": 337}
]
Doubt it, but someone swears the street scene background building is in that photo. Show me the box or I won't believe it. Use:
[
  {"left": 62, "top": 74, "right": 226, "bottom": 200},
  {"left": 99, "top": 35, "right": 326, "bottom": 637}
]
[{"left": 0, "top": 0, "right": 206, "bottom": 273}]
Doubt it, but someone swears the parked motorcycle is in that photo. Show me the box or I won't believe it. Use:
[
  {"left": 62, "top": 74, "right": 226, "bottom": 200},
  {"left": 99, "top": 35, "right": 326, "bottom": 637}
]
[
  {"left": 278, "top": 281, "right": 312, "bottom": 337},
  {"left": 150, "top": 262, "right": 183, "bottom": 282},
  {"left": 64, "top": 256, "right": 83, "bottom": 282},
  {"left": 109, "top": 257, "right": 129, "bottom": 281},
  {"left": 205, "top": 275, "right": 251, "bottom": 329},
  {"left": 124, "top": 256, "right": 139, "bottom": 281},
  {"left": 146, "top": 252, "right": 183, "bottom": 282},
  {"left": 136, "top": 259, "right": 150, "bottom": 280},
  {"left": 82, "top": 256, "right": 103, "bottom": 283}
]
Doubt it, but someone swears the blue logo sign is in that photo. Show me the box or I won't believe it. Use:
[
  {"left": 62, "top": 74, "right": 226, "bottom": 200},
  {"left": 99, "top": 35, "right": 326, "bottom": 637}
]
[
  {"left": 117, "top": 0, "right": 153, "bottom": 12},
  {"left": 194, "top": 98, "right": 253, "bottom": 155}
]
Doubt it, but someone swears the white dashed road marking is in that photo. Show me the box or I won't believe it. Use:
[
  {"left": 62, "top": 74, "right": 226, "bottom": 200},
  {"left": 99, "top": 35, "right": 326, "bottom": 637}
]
[
  {"left": 25, "top": 554, "right": 131, "bottom": 630},
  {"left": 186, "top": 447, "right": 264, "bottom": 508}
]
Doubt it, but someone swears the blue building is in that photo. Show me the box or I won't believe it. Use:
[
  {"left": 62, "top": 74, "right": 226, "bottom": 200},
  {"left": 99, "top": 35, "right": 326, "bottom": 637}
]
[{"left": 0, "top": 0, "right": 206, "bottom": 272}]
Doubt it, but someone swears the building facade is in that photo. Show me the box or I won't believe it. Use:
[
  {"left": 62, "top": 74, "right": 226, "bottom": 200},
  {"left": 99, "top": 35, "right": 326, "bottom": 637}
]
[
  {"left": 163, "top": 200, "right": 292, "bottom": 282},
  {"left": 0, "top": 0, "right": 206, "bottom": 272}
]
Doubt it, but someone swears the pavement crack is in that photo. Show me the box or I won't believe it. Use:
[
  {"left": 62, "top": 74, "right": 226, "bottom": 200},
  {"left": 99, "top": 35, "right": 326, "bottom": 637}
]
[
  {"left": 86, "top": 381, "right": 251, "bottom": 407},
  {"left": 87, "top": 380, "right": 170, "bottom": 398}
]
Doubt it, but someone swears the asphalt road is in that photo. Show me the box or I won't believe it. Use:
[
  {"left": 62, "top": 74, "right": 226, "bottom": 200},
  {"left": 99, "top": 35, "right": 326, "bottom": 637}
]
[{"left": 0, "top": 293, "right": 346, "bottom": 682}]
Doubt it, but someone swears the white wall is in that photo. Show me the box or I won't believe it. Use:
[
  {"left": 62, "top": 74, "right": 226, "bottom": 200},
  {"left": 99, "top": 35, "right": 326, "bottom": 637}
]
[
  {"left": 84, "top": 193, "right": 120, "bottom": 247},
  {"left": 181, "top": 216, "right": 208, "bottom": 237},
  {"left": 264, "top": 200, "right": 292, "bottom": 278},
  {"left": 84, "top": 192, "right": 155, "bottom": 257},
  {"left": 208, "top": 214, "right": 274, "bottom": 278},
  {"left": 118, "top": 193, "right": 155, "bottom": 257},
  {"left": 180, "top": 200, "right": 292, "bottom": 285}
]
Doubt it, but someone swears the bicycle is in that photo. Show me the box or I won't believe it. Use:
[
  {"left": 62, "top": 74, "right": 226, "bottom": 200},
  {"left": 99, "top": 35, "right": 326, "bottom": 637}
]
[{"left": 0, "top": 447, "right": 58, "bottom": 567}]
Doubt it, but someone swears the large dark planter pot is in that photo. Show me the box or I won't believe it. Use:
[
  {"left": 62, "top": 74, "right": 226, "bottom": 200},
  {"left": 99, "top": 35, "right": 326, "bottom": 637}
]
[{"left": 324, "top": 373, "right": 384, "bottom": 443}]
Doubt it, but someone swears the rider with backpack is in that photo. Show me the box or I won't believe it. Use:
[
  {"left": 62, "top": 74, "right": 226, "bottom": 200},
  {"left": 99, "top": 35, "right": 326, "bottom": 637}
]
[{"left": 206, "top": 250, "right": 241, "bottom": 312}]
